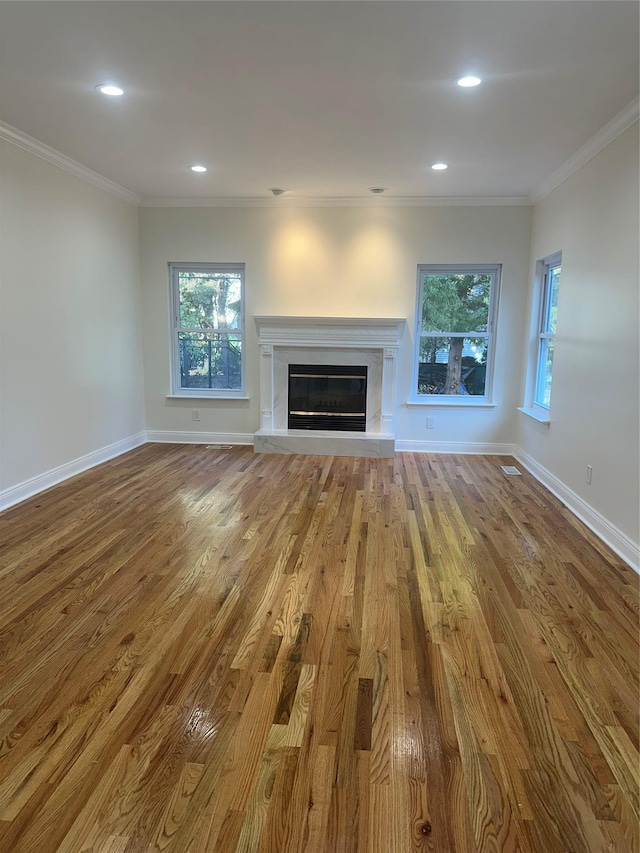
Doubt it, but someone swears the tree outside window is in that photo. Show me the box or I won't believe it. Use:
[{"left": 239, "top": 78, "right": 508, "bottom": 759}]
[
  {"left": 170, "top": 263, "right": 245, "bottom": 396},
  {"left": 414, "top": 265, "right": 500, "bottom": 400}
]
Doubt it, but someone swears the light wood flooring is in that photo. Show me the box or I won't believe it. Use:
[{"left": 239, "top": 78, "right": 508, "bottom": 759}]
[{"left": 0, "top": 444, "right": 638, "bottom": 852}]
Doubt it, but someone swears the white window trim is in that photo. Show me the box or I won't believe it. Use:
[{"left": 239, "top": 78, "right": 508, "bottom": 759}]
[
  {"left": 517, "top": 406, "right": 550, "bottom": 425},
  {"left": 169, "top": 262, "right": 246, "bottom": 398},
  {"left": 410, "top": 263, "right": 501, "bottom": 406},
  {"left": 521, "top": 251, "right": 561, "bottom": 420}
]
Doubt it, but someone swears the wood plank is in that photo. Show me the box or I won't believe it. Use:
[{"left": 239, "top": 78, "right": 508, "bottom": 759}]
[{"left": 353, "top": 679, "right": 373, "bottom": 752}]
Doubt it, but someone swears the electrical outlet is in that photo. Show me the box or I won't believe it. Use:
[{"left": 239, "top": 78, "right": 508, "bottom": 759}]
[
  {"left": 426, "top": 417, "right": 435, "bottom": 430},
  {"left": 192, "top": 409, "right": 201, "bottom": 422},
  {"left": 586, "top": 465, "right": 592, "bottom": 485}
]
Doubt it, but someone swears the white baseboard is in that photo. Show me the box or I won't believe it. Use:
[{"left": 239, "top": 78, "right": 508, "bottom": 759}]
[
  {"left": 514, "top": 447, "right": 640, "bottom": 573},
  {"left": 395, "top": 440, "right": 517, "bottom": 455},
  {"left": 0, "top": 431, "right": 147, "bottom": 512},
  {"left": 145, "top": 430, "right": 254, "bottom": 445}
]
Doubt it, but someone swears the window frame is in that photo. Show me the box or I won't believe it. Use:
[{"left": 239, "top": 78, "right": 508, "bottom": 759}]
[
  {"left": 532, "top": 252, "right": 561, "bottom": 413},
  {"left": 411, "top": 263, "right": 501, "bottom": 406},
  {"left": 168, "top": 262, "right": 246, "bottom": 399}
]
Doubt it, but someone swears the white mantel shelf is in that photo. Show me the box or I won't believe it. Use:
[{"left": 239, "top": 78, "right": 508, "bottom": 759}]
[
  {"left": 253, "top": 316, "right": 405, "bottom": 458},
  {"left": 253, "top": 316, "right": 405, "bottom": 349}
]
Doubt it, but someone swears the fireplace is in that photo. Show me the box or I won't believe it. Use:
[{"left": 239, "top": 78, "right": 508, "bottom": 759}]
[
  {"left": 254, "top": 316, "right": 404, "bottom": 457},
  {"left": 288, "top": 364, "right": 367, "bottom": 431}
]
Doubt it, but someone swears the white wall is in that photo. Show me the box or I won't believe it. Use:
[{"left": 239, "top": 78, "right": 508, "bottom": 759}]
[
  {"left": 516, "top": 123, "right": 639, "bottom": 551},
  {"left": 139, "top": 204, "right": 532, "bottom": 445},
  {"left": 0, "top": 142, "right": 145, "bottom": 495}
]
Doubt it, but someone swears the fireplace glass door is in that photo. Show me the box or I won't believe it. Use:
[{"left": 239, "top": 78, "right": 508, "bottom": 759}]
[{"left": 288, "top": 365, "right": 367, "bottom": 431}]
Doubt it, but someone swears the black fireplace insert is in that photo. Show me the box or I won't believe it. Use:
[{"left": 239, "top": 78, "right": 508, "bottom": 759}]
[{"left": 288, "top": 364, "right": 367, "bottom": 431}]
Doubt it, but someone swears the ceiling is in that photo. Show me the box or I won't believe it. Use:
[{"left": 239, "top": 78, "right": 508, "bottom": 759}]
[{"left": 0, "top": 1, "right": 638, "bottom": 204}]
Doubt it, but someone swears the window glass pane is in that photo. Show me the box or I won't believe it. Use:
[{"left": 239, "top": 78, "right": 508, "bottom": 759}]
[
  {"left": 535, "top": 338, "right": 554, "bottom": 407},
  {"left": 421, "top": 273, "right": 491, "bottom": 333},
  {"left": 545, "top": 266, "right": 561, "bottom": 334},
  {"left": 178, "top": 333, "right": 242, "bottom": 390},
  {"left": 178, "top": 270, "right": 242, "bottom": 330},
  {"left": 417, "top": 337, "right": 488, "bottom": 396}
]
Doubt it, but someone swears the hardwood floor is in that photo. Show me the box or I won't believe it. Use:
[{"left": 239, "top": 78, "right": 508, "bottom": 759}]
[{"left": 0, "top": 444, "right": 637, "bottom": 852}]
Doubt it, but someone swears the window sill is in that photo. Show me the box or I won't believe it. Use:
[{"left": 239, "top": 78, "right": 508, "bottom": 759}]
[
  {"left": 406, "top": 399, "right": 497, "bottom": 409},
  {"left": 517, "top": 406, "right": 550, "bottom": 425},
  {"left": 166, "top": 394, "right": 250, "bottom": 401}
]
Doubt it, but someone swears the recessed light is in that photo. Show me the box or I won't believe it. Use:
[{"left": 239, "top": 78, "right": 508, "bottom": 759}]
[
  {"left": 269, "top": 188, "right": 286, "bottom": 196},
  {"left": 95, "top": 83, "right": 124, "bottom": 97},
  {"left": 457, "top": 75, "right": 482, "bottom": 88},
  {"left": 431, "top": 163, "right": 448, "bottom": 171},
  {"left": 369, "top": 187, "right": 386, "bottom": 194},
  {"left": 191, "top": 165, "right": 207, "bottom": 173}
]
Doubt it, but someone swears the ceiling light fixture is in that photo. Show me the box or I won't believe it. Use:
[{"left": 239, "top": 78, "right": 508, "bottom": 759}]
[
  {"left": 95, "top": 83, "right": 124, "bottom": 97},
  {"left": 369, "top": 187, "right": 386, "bottom": 194},
  {"left": 269, "top": 188, "right": 286, "bottom": 196},
  {"left": 457, "top": 75, "right": 482, "bottom": 88},
  {"left": 191, "top": 165, "right": 207, "bottom": 173},
  {"left": 431, "top": 163, "right": 448, "bottom": 171}
]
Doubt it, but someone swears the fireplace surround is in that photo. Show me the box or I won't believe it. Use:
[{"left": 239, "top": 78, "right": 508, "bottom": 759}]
[{"left": 254, "top": 317, "right": 404, "bottom": 457}]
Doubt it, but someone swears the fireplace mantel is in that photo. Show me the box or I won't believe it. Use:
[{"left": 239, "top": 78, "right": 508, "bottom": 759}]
[
  {"left": 254, "top": 316, "right": 405, "bottom": 349},
  {"left": 254, "top": 316, "right": 404, "bottom": 457}
]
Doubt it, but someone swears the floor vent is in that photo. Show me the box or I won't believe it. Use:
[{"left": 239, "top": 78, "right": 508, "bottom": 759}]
[
  {"left": 206, "top": 444, "right": 233, "bottom": 450},
  {"left": 501, "top": 465, "right": 522, "bottom": 476}
]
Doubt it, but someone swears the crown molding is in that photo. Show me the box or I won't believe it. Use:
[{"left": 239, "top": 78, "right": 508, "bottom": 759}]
[
  {"left": 140, "top": 194, "right": 531, "bottom": 208},
  {"left": 530, "top": 97, "right": 639, "bottom": 205},
  {"left": 0, "top": 121, "right": 141, "bottom": 206}
]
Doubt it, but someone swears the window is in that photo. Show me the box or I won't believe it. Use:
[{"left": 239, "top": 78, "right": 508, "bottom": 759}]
[
  {"left": 169, "top": 263, "right": 245, "bottom": 397},
  {"left": 413, "top": 264, "right": 500, "bottom": 401},
  {"left": 533, "top": 252, "right": 561, "bottom": 409}
]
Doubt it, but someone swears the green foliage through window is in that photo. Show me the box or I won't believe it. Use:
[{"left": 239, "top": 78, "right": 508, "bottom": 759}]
[
  {"left": 178, "top": 271, "right": 242, "bottom": 330},
  {"left": 415, "top": 266, "right": 499, "bottom": 398},
  {"left": 421, "top": 273, "right": 491, "bottom": 334},
  {"left": 171, "top": 264, "right": 245, "bottom": 394}
]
